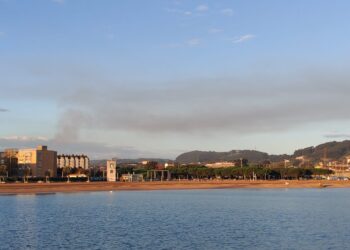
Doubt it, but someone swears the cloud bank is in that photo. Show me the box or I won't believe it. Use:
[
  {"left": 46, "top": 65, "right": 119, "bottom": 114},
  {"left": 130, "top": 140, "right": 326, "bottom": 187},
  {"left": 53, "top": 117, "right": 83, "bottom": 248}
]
[
  {"left": 324, "top": 133, "right": 350, "bottom": 139},
  {"left": 19, "top": 66, "right": 350, "bottom": 140},
  {"left": 2, "top": 63, "right": 350, "bottom": 158}
]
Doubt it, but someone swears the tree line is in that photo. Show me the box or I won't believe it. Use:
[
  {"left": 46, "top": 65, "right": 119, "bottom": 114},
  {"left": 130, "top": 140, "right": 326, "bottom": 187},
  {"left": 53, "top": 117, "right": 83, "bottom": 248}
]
[{"left": 166, "top": 166, "right": 333, "bottom": 180}]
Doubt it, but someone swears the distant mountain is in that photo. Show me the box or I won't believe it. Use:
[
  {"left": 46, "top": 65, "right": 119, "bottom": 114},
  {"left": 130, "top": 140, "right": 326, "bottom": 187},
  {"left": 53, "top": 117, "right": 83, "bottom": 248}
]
[
  {"left": 90, "top": 141, "right": 350, "bottom": 166},
  {"left": 175, "top": 150, "right": 288, "bottom": 164},
  {"left": 176, "top": 140, "right": 350, "bottom": 164},
  {"left": 293, "top": 140, "right": 350, "bottom": 162}
]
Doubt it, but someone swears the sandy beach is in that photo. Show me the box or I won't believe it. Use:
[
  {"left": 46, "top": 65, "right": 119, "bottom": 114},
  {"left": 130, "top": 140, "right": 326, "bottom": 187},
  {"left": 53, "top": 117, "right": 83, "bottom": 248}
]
[{"left": 1, "top": 180, "right": 350, "bottom": 194}]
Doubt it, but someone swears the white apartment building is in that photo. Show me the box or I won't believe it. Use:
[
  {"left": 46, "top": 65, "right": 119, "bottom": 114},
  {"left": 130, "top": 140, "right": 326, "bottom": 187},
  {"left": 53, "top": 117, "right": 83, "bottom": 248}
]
[{"left": 57, "top": 154, "right": 90, "bottom": 169}]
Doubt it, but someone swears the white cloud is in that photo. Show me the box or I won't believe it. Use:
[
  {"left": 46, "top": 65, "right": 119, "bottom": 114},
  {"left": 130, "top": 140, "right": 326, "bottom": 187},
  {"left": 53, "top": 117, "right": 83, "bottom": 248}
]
[
  {"left": 164, "top": 38, "right": 200, "bottom": 48},
  {"left": 324, "top": 133, "right": 350, "bottom": 139},
  {"left": 0, "top": 32, "right": 5, "bottom": 37},
  {"left": 167, "top": 4, "right": 208, "bottom": 15},
  {"left": 186, "top": 38, "right": 200, "bottom": 46},
  {"left": 232, "top": 34, "right": 255, "bottom": 43},
  {"left": 221, "top": 8, "right": 234, "bottom": 16},
  {"left": 1, "top": 136, "right": 48, "bottom": 142},
  {"left": 196, "top": 4, "right": 208, "bottom": 12}
]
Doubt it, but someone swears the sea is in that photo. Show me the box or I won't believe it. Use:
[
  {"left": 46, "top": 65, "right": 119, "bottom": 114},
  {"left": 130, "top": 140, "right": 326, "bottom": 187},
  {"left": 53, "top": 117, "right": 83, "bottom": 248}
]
[{"left": 0, "top": 189, "right": 349, "bottom": 250}]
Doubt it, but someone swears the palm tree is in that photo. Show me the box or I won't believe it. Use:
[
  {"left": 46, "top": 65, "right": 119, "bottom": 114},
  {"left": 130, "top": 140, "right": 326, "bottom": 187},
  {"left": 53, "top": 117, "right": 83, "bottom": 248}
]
[{"left": 23, "top": 166, "right": 31, "bottom": 183}]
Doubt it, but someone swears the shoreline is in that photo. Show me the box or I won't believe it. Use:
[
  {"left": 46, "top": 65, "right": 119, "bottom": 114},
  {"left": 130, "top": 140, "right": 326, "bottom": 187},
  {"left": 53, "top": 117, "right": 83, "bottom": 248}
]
[{"left": 1, "top": 180, "right": 350, "bottom": 195}]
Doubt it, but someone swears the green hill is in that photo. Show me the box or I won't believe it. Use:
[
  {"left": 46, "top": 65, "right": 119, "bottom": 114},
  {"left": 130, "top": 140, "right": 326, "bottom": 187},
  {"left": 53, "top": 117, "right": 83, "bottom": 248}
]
[{"left": 175, "top": 140, "right": 350, "bottom": 164}]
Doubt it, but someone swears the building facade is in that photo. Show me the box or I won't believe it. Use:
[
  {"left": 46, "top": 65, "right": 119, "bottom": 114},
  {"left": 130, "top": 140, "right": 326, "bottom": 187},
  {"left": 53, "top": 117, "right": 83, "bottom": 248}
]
[
  {"left": 121, "top": 173, "right": 143, "bottom": 182},
  {"left": 106, "top": 160, "right": 117, "bottom": 182},
  {"left": 205, "top": 161, "right": 236, "bottom": 168},
  {"left": 57, "top": 155, "right": 90, "bottom": 169},
  {"left": 17, "top": 146, "right": 57, "bottom": 177},
  {"left": 0, "top": 149, "right": 19, "bottom": 177}
]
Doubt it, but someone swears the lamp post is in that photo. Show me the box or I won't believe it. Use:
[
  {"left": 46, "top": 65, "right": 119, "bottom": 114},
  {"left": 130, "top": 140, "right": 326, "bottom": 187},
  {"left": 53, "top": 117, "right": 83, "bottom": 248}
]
[{"left": 9, "top": 156, "right": 12, "bottom": 177}]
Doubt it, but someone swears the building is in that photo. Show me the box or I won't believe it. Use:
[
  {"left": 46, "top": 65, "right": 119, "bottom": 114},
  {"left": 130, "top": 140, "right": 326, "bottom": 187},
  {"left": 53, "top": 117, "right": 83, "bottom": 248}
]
[
  {"left": 140, "top": 160, "right": 149, "bottom": 165},
  {"left": 17, "top": 146, "right": 57, "bottom": 177},
  {"left": 57, "top": 154, "right": 90, "bottom": 169},
  {"left": 0, "top": 152, "right": 6, "bottom": 176},
  {"left": 164, "top": 162, "right": 175, "bottom": 168},
  {"left": 205, "top": 161, "right": 236, "bottom": 168},
  {"left": 345, "top": 155, "right": 350, "bottom": 165},
  {"left": 0, "top": 149, "right": 18, "bottom": 177},
  {"left": 106, "top": 160, "right": 117, "bottom": 182},
  {"left": 121, "top": 173, "right": 143, "bottom": 182},
  {"left": 67, "top": 173, "right": 88, "bottom": 178}
]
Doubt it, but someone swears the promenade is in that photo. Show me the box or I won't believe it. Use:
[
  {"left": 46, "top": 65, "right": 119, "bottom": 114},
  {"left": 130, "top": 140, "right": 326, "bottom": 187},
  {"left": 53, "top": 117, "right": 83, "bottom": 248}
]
[{"left": 1, "top": 180, "right": 350, "bottom": 194}]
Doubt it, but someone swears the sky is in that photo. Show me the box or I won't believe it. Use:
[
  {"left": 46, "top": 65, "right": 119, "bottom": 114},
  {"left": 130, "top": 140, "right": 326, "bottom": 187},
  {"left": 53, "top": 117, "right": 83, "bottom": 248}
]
[{"left": 1, "top": 0, "right": 350, "bottom": 159}]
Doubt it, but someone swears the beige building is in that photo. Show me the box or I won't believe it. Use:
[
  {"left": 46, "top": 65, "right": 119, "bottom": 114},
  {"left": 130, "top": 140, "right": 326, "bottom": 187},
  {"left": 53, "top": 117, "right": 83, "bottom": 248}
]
[
  {"left": 205, "top": 161, "right": 236, "bottom": 168},
  {"left": 345, "top": 156, "right": 350, "bottom": 165},
  {"left": 141, "top": 160, "right": 149, "bottom": 165},
  {"left": 57, "top": 154, "right": 90, "bottom": 169},
  {"left": 107, "top": 160, "right": 117, "bottom": 182},
  {"left": 164, "top": 162, "right": 175, "bottom": 168},
  {"left": 17, "top": 146, "right": 57, "bottom": 177}
]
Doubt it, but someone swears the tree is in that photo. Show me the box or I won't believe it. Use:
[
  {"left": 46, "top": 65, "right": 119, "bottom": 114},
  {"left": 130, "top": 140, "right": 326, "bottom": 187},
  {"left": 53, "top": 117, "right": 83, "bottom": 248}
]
[
  {"left": 23, "top": 166, "right": 32, "bottom": 182},
  {"left": 62, "top": 166, "right": 71, "bottom": 177},
  {"left": 233, "top": 158, "right": 249, "bottom": 167},
  {"left": 145, "top": 161, "right": 158, "bottom": 170}
]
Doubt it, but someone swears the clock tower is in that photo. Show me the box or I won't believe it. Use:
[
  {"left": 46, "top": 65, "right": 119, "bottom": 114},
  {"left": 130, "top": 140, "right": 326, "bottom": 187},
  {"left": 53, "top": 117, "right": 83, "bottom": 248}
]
[{"left": 106, "top": 160, "right": 117, "bottom": 182}]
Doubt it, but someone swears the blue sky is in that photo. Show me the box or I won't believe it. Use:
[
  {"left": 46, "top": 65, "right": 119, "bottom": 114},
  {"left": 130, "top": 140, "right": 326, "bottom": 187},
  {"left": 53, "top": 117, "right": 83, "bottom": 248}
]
[{"left": 1, "top": 0, "right": 350, "bottom": 159}]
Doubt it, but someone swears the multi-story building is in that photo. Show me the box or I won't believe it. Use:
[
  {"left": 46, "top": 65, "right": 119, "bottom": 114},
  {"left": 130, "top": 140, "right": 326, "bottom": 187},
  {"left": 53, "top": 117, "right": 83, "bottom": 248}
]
[
  {"left": 57, "top": 154, "right": 90, "bottom": 169},
  {"left": 1, "top": 149, "right": 19, "bottom": 176},
  {"left": 17, "top": 145, "right": 57, "bottom": 177}
]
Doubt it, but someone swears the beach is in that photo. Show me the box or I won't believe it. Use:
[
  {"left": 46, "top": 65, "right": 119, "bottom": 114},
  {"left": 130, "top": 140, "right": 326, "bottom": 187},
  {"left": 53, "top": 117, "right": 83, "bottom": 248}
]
[{"left": 1, "top": 180, "right": 350, "bottom": 194}]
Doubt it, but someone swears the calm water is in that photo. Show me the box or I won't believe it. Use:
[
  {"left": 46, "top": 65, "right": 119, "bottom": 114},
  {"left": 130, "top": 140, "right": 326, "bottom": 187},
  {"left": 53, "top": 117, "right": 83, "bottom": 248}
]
[{"left": 1, "top": 189, "right": 350, "bottom": 250}]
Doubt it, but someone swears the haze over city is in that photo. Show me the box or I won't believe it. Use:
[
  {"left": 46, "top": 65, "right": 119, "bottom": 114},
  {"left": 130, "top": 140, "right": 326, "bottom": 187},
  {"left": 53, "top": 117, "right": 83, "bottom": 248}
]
[{"left": 1, "top": 0, "right": 350, "bottom": 159}]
